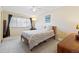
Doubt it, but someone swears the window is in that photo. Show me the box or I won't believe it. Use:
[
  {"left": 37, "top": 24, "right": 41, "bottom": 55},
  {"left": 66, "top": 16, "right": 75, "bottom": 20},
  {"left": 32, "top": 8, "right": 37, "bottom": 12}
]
[{"left": 10, "top": 17, "right": 31, "bottom": 28}]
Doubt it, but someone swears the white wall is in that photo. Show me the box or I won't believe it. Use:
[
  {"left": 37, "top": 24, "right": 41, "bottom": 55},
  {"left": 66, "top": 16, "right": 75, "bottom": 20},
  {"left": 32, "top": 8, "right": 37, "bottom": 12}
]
[
  {"left": 35, "top": 7, "right": 79, "bottom": 39},
  {"left": 35, "top": 12, "right": 56, "bottom": 29},
  {"left": 53, "top": 7, "right": 79, "bottom": 33}
]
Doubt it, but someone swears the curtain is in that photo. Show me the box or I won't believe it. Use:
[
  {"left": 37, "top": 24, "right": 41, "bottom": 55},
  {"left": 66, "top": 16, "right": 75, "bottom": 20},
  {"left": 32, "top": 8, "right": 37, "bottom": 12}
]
[
  {"left": 6, "top": 14, "right": 12, "bottom": 36},
  {"left": 30, "top": 18, "right": 36, "bottom": 30},
  {"left": 30, "top": 18, "right": 33, "bottom": 30}
]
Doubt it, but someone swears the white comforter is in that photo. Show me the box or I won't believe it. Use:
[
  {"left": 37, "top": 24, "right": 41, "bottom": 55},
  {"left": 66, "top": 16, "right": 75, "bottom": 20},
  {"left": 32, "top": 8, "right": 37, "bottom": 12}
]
[{"left": 22, "top": 30, "right": 54, "bottom": 49}]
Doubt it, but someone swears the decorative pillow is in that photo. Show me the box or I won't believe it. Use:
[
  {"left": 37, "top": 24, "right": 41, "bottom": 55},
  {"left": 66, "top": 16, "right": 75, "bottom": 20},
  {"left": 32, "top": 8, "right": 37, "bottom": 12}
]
[
  {"left": 45, "top": 25, "right": 52, "bottom": 31},
  {"left": 35, "top": 26, "right": 45, "bottom": 30}
]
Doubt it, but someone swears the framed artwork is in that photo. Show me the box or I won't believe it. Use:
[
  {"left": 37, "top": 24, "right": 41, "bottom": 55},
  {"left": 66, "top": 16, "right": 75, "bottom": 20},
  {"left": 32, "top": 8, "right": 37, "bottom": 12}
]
[{"left": 45, "top": 15, "right": 51, "bottom": 23}]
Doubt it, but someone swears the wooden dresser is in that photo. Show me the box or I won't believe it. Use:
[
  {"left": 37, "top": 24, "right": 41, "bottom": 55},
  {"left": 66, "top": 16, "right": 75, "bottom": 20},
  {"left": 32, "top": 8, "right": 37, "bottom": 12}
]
[{"left": 57, "top": 33, "right": 79, "bottom": 53}]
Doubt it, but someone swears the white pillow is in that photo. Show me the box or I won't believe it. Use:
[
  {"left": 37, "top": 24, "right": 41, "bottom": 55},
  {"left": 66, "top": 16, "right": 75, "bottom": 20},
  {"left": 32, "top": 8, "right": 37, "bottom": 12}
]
[
  {"left": 45, "top": 26, "right": 52, "bottom": 31},
  {"left": 36, "top": 26, "right": 45, "bottom": 30}
]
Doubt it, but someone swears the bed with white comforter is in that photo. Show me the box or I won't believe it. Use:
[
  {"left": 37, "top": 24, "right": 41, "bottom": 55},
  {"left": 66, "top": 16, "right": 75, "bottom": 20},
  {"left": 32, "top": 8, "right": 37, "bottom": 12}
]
[{"left": 21, "top": 29, "right": 55, "bottom": 50}]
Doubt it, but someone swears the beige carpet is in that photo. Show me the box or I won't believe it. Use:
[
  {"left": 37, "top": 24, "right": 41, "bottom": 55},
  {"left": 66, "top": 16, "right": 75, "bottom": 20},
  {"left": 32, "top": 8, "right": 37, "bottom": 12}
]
[{"left": 0, "top": 36, "right": 59, "bottom": 53}]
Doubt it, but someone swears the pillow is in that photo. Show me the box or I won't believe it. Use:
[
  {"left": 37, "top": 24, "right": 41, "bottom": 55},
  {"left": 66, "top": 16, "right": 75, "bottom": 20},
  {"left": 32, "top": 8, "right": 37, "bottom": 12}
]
[
  {"left": 45, "top": 26, "right": 52, "bottom": 31},
  {"left": 35, "top": 26, "right": 45, "bottom": 30}
]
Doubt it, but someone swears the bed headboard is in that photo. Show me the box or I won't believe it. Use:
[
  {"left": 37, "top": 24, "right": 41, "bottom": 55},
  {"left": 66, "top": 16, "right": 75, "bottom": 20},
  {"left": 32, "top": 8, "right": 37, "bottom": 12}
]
[
  {"left": 52, "top": 26, "right": 57, "bottom": 39},
  {"left": 52, "top": 26, "right": 57, "bottom": 35}
]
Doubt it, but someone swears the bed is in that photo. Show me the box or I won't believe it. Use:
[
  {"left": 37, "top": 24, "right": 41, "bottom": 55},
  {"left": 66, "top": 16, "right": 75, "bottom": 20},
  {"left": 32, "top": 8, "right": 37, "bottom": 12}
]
[{"left": 21, "top": 26, "right": 56, "bottom": 50}]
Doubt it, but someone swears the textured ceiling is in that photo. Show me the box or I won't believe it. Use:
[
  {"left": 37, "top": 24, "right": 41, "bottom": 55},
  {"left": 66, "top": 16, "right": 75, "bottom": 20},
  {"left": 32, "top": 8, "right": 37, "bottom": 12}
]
[{"left": 2, "top": 6, "right": 61, "bottom": 17}]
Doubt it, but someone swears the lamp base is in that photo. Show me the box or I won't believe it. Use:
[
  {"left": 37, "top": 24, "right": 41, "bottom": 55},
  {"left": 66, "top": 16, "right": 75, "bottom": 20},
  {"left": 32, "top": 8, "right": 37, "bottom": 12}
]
[{"left": 75, "top": 34, "right": 79, "bottom": 40}]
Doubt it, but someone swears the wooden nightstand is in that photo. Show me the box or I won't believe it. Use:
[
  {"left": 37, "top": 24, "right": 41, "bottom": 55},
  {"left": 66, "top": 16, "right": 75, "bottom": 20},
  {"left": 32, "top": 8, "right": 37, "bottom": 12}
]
[{"left": 57, "top": 33, "right": 79, "bottom": 53}]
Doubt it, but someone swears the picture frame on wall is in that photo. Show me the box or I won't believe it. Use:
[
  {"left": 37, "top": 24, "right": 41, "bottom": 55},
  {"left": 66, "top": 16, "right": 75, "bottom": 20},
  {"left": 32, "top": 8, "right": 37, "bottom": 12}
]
[{"left": 45, "top": 15, "right": 51, "bottom": 23}]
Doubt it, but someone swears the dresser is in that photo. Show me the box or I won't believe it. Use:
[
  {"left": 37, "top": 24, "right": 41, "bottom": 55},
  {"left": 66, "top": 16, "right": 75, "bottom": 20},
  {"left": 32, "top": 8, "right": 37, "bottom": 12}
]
[{"left": 57, "top": 33, "right": 79, "bottom": 53}]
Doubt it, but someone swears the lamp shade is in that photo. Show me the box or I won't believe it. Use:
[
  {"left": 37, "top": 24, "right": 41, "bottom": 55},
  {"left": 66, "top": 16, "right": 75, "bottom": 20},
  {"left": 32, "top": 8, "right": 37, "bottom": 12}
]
[
  {"left": 76, "top": 24, "right": 79, "bottom": 29},
  {"left": 31, "top": 15, "right": 37, "bottom": 21}
]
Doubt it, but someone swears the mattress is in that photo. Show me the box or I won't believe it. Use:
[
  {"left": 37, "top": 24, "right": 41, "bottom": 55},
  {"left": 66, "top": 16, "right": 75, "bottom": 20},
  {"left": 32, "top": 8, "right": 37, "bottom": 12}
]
[{"left": 22, "top": 30, "right": 54, "bottom": 49}]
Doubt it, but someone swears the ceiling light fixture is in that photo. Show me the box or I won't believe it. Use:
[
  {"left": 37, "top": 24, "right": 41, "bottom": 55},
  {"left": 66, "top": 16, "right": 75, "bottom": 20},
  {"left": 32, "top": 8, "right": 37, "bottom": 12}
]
[{"left": 32, "top": 6, "right": 36, "bottom": 12}]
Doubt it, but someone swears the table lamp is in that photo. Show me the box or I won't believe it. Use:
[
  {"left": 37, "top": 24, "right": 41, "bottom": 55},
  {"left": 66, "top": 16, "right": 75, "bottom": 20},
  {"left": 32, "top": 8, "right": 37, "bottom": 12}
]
[
  {"left": 76, "top": 24, "right": 79, "bottom": 40},
  {"left": 76, "top": 24, "right": 79, "bottom": 34}
]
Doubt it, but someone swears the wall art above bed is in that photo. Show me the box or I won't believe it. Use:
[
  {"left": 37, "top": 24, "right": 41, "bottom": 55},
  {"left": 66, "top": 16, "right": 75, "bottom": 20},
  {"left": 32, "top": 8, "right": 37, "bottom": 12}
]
[{"left": 45, "top": 15, "right": 51, "bottom": 23}]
